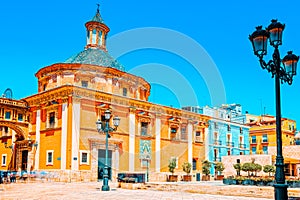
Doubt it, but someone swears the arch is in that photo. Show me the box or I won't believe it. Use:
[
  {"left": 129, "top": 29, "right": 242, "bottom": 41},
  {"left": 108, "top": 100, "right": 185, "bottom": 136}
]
[{"left": 0, "top": 121, "right": 27, "bottom": 140}]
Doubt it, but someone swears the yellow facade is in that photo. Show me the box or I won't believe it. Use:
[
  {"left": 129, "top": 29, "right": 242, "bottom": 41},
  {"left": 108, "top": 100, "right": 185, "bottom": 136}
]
[
  {"left": 247, "top": 114, "right": 296, "bottom": 155},
  {"left": 0, "top": 9, "right": 212, "bottom": 182}
]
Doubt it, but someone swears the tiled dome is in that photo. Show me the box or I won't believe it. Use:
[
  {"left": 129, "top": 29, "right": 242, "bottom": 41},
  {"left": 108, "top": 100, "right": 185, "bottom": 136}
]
[{"left": 64, "top": 48, "right": 125, "bottom": 71}]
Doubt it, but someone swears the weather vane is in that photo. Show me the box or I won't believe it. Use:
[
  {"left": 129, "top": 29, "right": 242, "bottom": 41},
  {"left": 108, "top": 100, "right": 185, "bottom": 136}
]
[{"left": 96, "top": 3, "right": 100, "bottom": 13}]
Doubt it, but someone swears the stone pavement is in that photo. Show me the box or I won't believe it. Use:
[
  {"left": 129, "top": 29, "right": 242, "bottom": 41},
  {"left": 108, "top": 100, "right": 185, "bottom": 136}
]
[{"left": 0, "top": 181, "right": 274, "bottom": 200}]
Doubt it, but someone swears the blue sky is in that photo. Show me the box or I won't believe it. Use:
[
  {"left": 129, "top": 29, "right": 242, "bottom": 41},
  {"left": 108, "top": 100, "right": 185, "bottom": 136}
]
[{"left": 0, "top": 0, "right": 300, "bottom": 124}]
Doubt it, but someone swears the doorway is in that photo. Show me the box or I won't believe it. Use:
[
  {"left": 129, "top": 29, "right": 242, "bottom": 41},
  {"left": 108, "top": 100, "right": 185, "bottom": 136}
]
[{"left": 21, "top": 150, "right": 28, "bottom": 171}]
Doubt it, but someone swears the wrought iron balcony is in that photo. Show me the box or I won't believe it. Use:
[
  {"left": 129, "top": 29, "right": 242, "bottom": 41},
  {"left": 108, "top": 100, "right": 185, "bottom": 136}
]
[
  {"left": 239, "top": 143, "right": 246, "bottom": 149},
  {"left": 213, "top": 140, "right": 222, "bottom": 145},
  {"left": 226, "top": 141, "right": 234, "bottom": 147}
]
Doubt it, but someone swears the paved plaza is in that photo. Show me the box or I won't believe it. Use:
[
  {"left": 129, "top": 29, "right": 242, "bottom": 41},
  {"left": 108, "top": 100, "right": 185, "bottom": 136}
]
[{"left": 0, "top": 181, "right": 275, "bottom": 200}]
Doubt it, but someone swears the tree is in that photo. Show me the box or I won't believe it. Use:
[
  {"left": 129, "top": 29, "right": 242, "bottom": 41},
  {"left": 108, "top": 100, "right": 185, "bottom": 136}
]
[
  {"left": 202, "top": 160, "right": 211, "bottom": 176},
  {"left": 263, "top": 165, "right": 275, "bottom": 176},
  {"left": 254, "top": 163, "right": 262, "bottom": 176},
  {"left": 241, "top": 162, "right": 256, "bottom": 177},
  {"left": 215, "top": 162, "right": 225, "bottom": 175},
  {"left": 182, "top": 162, "right": 192, "bottom": 175},
  {"left": 168, "top": 158, "right": 177, "bottom": 175},
  {"left": 233, "top": 163, "right": 241, "bottom": 176}
]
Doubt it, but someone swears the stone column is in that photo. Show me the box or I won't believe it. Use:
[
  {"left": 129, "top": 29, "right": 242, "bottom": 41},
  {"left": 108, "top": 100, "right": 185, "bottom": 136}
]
[
  {"left": 204, "top": 126, "right": 209, "bottom": 161},
  {"left": 129, "top": 107, "right": 135, "bottom": 172},
  {"left": 187, "top": 122, "right": 193, "bottom": 165},
  {"left": 71, "top": 99, "right": 81, "bottom": 171},
  {"left": 34, "top": 110, "right": 41, "bottom": 170},
  {"left": 155, "top": 114, "right": 161, "bottom": 172},
  {"left": 61, "top": 102, "right": 68, "bottom": 170}
]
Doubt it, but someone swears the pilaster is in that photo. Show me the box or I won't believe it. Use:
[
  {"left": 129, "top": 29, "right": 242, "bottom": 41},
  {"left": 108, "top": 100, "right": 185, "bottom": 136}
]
[{"left": 129, "top": 107, "right": 135, "bottom": 172}]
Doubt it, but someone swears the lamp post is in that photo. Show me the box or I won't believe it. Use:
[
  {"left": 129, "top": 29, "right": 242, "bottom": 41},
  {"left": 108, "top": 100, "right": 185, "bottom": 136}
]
[
  {"left": 145, "top": 154, "right": 151, "bottom": 182},
  {"left": 96, "top": 109, "right": 120, "bottom": 191},
  {"left": 249, "top": 19, "right": 299, "bottom": 200}
]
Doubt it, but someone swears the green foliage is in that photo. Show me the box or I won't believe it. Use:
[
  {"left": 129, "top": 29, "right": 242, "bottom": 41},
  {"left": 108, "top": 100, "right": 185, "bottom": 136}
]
[
  {"left": 263, "top": 165, "right": 275, "bottom": 176},
  {"left": 233, "top": 163, "right": 241, "bottom": 176},
  {"left": 241, "top": 162, "right": 255, "bottom": 176},
  {"left": 215, "top": 162, "right": 225, "bottom": 174},
  {"left": 241, "top": 162, "right": 263, "bottom": 177},
  {"left": 202, "top": 160, "right": 211, "bottom": 176},
  {"left": 168, "top": 158, "right": 177, "bottom": 174},
  {"left": 182, "top": 162, "right": 192, "bottom": 174}
]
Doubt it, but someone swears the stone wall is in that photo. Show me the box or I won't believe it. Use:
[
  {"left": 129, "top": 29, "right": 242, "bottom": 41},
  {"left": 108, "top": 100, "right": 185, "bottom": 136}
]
[{"left": 222, "top": 154, "right": 272, "bottom": 177}]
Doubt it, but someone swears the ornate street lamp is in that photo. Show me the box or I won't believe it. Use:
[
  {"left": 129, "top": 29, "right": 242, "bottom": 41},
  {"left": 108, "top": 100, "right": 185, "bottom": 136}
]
[
  {"left": 96, "top": 109, "right": 120, "bottom": 191},
  {"left": 249, "top": 19, "right": 299, "bottom": 200}
]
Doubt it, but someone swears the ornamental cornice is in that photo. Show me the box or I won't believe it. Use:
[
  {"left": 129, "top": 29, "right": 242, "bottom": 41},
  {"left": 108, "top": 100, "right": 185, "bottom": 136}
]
[
  {"left": 25, "top": 87, "right": 74, "bottom": 106},
  {"left": 35, "top": 63, "right": 150, "bottom": 91}
]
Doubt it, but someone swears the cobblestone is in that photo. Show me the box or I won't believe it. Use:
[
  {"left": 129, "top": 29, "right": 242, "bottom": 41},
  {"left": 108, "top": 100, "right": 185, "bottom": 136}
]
[{"left": 0, "top": 181, "right": 275, "bottom": 200}]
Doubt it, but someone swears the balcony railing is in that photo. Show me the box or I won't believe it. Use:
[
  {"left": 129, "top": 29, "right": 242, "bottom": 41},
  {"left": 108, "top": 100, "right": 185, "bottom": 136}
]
[
  {"left": 239, "top": 143, "right": 246, "bottom": 149},
  {"left": 226, "top": 141, "right": 234, "bottom": 147},
  {"left": 213, "top": 140, "right": 222, "bottom": 145}
]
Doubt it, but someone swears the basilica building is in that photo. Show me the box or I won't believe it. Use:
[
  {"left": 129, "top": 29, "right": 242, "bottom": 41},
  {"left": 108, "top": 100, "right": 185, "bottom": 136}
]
[{"left": 0, "top": 8, "right": 211, "bottom": 182}]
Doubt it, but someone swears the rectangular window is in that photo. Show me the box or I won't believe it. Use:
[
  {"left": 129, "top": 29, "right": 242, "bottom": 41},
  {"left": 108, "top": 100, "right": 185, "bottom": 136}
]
[
  {"left": 5, "top": 111, "right": 11, "bottom": 119},
  {"left": 80, "top": 151, "right": 89, "bottom": 165},
  {"left": 252, "top": 147, "right": 257, "bottom": 154},
  {"left": 1, "top": 154, "right": 7, "bottom": 166},
  {"left": 263, "top": 146, "right": 268, "bottom": 154},
  {"left": 18, "top": 114, "right": 23, "bottom": 121},
  {"left": 170, "top": 127, "right": 177, "bottom": 140},
  {"left": 4, "top": 126, "right": 8, "bottom": 133},
  {"left": 171, "top": 127, "right": 177, "bottom": 133},
  {"left": 123, "top": 88, "right": 127, "bottom": 97},
  {"left": 81, "top": 81, "right": 88, "bottom": 88},
  {"left": 46, "top": 150, "right": 54, "bottom": 165},
  {"left": 214, "top": 122, "right": 218, "bottom": 130},
  {"left": 141, "top": 122, "right": 149, "bottom": 136},
  {"left": 181, "top": 126, "right": 187, "bottom": 140},
  {"left": 252, "top": 136, "right": 257, "bottom": 143},
  {"left": 195, "top": 131, "right": 203, "bottom": 143},
  {"left": 227, "top": 125, "right": 231, "bottom": 131},
  {"left": 262, "top": 134, "right": 268, "bottom": 143},
  {"left": 49, "top": 112, "right": 55, "bottom": 128},
  {"left": 192, "top": 159, "right": 197, "bottom": 170},
  {"left": 240, "top": 127, "right": 243, "bottom": 134}
]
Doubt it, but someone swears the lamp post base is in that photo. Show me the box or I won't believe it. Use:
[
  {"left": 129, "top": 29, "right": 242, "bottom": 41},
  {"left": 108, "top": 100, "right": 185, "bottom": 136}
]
[
  {"left": 101, "top": 184, "right": 110, "bottom": 191},
  {"left": 274, "top": 183, "right": 288, "bottom": 200},
  {"left": 101, "top": 171, "right": 110, "bottom": 191}
]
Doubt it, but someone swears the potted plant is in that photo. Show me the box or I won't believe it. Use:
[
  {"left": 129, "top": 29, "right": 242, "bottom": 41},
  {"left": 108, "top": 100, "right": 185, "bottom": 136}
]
[
  {"left": 201, "top": 160, "right": 211, "bottom": 181},
  {"left": 182, "top": 162, "right": 192, "bottom": 181},
  {"left": 263, "top": 165, "right": 275, "bottom": 177},
  {"left": 167, "top": 157, "right": 178, "bottom": 182},
  {"left": 235, "top": 176, "right": 245, "bottom": 185},
  {"left": 215, "top": 162, "right": 225, "bottom": 180}
]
